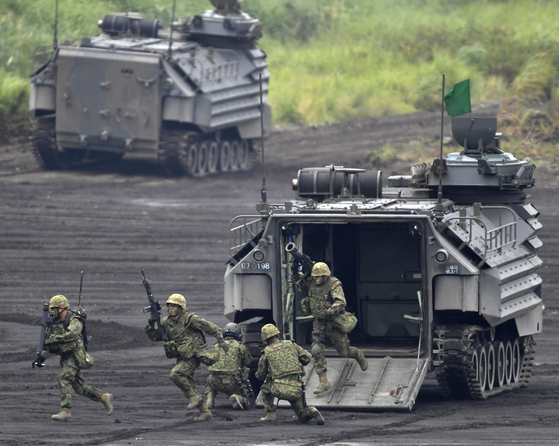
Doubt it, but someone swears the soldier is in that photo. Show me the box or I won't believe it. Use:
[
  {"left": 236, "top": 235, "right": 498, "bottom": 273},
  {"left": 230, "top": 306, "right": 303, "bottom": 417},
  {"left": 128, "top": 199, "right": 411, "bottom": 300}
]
[
  {"left": 43, "top": 295, "right": 113, "bottom": 421},
  {"left": 145, "top": 293, "right": 229, "bottom": 421},
  {"left": 295, "top": 262, "right": 368, "bottom": 394},
  {"left": 205, "top": 322, "right": 253, "bottom": 410},
  {"left": 255, "top": 323, "right": 325, "bottom": 425}
]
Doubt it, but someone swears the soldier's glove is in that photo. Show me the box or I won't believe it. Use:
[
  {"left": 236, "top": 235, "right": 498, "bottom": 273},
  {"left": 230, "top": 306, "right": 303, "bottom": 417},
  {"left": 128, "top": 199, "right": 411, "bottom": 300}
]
[
  {"left": 299, "top": 297, "right": 310, "bottom": 315},
  {"left": 147, "top": 314, "right": 157, "bottom": 326},
  {"left": 217, "top": 337, "right": 229, "bottom": 354}
]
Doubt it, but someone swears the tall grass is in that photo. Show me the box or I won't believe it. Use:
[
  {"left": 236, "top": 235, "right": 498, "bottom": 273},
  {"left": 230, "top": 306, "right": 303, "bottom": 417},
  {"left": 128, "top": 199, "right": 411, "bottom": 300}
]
[{"left": 1, "top": 0, "right": 559, "bottom": 136}]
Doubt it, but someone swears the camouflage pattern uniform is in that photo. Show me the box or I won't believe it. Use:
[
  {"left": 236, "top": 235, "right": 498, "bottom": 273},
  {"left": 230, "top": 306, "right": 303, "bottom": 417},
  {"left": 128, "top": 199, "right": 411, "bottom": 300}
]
[
  {"left": 145, "top": 311, "right": 222, "bottom": 403},
  {"left": 300, "top": 275, "right": 363, "bottom": 375},
  {"left": 45, "top": 312, "right": 103, "bottom": 409},
  {"left": 256, "top": 338, "right": 319, "bottom": 423},
  {"left": 206, "top": 338, "right": 252, "bottom": 409}
]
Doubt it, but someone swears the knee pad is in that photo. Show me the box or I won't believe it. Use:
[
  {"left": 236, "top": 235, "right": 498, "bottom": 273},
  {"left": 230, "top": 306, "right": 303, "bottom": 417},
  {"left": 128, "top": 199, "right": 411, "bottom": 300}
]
[{"left": 311, "top": 342, "right": 324, "bottom": 356}]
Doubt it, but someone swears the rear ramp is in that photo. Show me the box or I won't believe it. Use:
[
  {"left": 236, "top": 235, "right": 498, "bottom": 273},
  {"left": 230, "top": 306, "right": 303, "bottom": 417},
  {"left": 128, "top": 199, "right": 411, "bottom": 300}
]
[{"left": 259, "top": 356, "right": 429, "bottom": 412}]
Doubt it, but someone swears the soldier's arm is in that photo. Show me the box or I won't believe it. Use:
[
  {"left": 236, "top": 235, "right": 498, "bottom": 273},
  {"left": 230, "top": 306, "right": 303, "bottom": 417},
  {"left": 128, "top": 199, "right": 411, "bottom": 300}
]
[
  {"left": 295, "top": 343, "right": 312, "bottom": 366},
  {"left": 48, "top": 317, "right": 82, "bottom": 344},
  {"left": 255, "top": 354, "right": 268, "bottom": 381},
  {"left": 190, "top": 314, "right": 222, "bottom": 339},
  {"left": 144, "top": 324, "right": 161, "bottom": 341},
  {"left": 329, "top": 280, "right": 347, "bottom": 314},
  {"left": 240, "top": 344, "right": 253, "bottom": 367}
]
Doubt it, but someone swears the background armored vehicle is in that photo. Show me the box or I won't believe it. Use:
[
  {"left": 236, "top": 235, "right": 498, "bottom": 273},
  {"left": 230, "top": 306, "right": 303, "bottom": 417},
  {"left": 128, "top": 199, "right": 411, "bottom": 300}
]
[
  {"left": 29, "top": 0, "right": 270, "bottom": 176},
  {"left": 224, "top": 116, "right": 542, "bottom": 411}
]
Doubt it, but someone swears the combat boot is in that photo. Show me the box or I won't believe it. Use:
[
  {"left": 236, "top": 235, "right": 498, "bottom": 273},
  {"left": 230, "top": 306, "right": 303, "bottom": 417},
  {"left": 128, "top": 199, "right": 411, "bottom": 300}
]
[
  {"left": 193, "top": 405, "right": 213, "bottom": 422},
  {"left": 186, "top": 390, "right": 203, "bottom": 410},
  {"left": 260, "top": 411, "right": 278, "bottom": 422},
  {"left": 101, "top": 393, "right": 113, "bottom": 416},
  {"left": 310, "top": 407, "right": 325, "bottom": 425},
  {"left": 313, "top": 373, "right": 332, "bottom": 394},
  {"left": 206, "top": 389, "right": 216, "bottom": 409},
  {"left": 229, "top": 394, "right": 245, "bottom": 410},
  {"left": 355, "top": 350, "right": 369, "bottom": 371},
  {"left": 51, "top": 408, "right": 71, "bottom": 421}
]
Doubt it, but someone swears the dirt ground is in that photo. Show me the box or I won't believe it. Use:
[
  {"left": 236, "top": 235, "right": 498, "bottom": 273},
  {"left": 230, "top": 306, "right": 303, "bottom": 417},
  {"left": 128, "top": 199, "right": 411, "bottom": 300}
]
[{"left": 1, "top": 109, "right": 558, "bottom": 446}]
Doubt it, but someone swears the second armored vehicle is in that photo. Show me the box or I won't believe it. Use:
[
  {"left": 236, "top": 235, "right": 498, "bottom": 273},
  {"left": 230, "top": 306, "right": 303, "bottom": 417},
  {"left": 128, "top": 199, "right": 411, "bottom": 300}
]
[
  {"left": 29, "top": 0, "right": 270, "bottom": 176},
  {"left": 224, "top": 117, "right": 542, "bottom": 410}
]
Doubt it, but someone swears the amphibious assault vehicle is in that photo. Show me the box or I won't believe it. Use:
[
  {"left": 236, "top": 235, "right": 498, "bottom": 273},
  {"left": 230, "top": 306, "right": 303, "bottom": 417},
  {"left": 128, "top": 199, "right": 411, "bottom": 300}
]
[
  {"left": 29, "top": 0, "right": 270, "bottom": 176},
  {"left": 224, "top": 117, "right": 542, "bottom": 411}
]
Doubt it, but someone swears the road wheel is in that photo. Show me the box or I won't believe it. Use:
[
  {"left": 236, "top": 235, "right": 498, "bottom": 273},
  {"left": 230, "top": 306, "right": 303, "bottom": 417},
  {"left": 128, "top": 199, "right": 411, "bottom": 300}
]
[
  {"left": 207, "top": 142, "right": 219, "bottom": 174},
  {"left": 195, "top": 142, "right": 209, "bottom": 177},
  {"left": 180, "top": 143, "right": 198, "bottom": 176},
  {"left": 484, "top": 342, "right": 495, "bottom": 391},
  {"left": 476, "top": 345, "right": 487, "bottom": 391},
  {"left": 504, "top": 340, "right": 513, "bottom": 385},
  {"left": 494, "top": 341, "right": 505, "bottom": 388},
  {"left": 218, "top": 141, "right": 231, "bottom": 172},
  {"left": 229, "top": 140, "right": 240, "bottom": 171},
  {"left": 238, "top": 140, "right": 251, "bottom": 170},
  {"left": 511, "top": 339, "right": 521, "bottom": 383}
]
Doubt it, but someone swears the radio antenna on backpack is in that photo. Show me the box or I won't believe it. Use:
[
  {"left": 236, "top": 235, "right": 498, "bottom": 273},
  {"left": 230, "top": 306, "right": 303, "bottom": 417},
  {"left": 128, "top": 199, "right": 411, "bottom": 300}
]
[
  {"left": 167, "top": 0, "right": 177, "bottom": 58},
  {"left": 53, "top": 0, "right": 59, "bottom": 50},
  {"left": 78, "top": 271, "right": 84, "bottom": 310}
]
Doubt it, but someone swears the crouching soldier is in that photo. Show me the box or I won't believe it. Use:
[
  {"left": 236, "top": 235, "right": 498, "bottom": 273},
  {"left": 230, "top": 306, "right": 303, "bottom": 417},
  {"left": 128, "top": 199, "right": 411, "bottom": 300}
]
[
  {"left": 256, "top": 323, "right": 325, "bottom": 425},
  {"left": 42, "top": 295, "right": 113, "bottom": 421},
  {"left": 145, "top": 293, "right": 229, "bottom": 421},
  {"left": 205, "top": 323, "right": 253, "bottom": 410}
]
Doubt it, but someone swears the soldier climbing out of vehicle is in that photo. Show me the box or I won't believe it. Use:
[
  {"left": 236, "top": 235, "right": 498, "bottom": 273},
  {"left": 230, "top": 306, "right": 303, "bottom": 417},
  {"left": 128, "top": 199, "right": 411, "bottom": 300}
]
[
  {"left": 205, "top": 322, "right": 253, "bottom": 410},
  {"left": 292, "top": 262, "right": 367, "bottom": 394},
  {"left": 145, "top": 293, "right": 229, "bottom": 421},
  {"left": 37, "top": 295, "right": 113, "bottom": 421},
  {"left": 256, "top": 323, "right": 325, "bottom": 425}
]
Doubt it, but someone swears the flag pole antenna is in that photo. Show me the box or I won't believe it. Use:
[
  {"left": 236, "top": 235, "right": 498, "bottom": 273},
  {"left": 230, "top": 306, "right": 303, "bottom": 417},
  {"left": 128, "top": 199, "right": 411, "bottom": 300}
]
[
  {"left": 435, "top": 74, "right": 446, "bottom": 221},
  {"left": 258, "top": 72, "right": 268, "bottom": 210}
]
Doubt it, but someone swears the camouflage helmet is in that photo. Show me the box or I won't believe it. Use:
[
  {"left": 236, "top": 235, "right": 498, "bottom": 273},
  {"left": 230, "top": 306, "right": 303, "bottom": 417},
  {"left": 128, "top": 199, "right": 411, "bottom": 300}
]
[
  {"left": 166, "top": 293, "right": 186, "bottom": 309},
  {"left": 223, "top": 322, "right": 242, "bottom": 340},
  {"left": 261, "top": 323, "right": 280, "bottom": 342},
  {"left": 49, "top": 294, "right": 69, "bottom": 309},
  {"left": 311, "top": 262, "right": 331, "bottom": 277}
]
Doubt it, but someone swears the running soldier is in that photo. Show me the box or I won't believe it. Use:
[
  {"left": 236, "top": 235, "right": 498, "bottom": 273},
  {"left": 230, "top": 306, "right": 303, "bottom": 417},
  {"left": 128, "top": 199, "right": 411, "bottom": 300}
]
[
  {"left": 205, "top": 322, "right": 253, "bottom": 410},
  {"left": 294, "top": 262, "right": 368, "bottom": 394},
  {"left": 42, "top": 295, "right": 113, "bottom": 421},
  {"left": 145, "top": 293, "right": 228, "bottom": 421},
  {"left": 256, "top": 323, "right": 325, "bottom": 425}
]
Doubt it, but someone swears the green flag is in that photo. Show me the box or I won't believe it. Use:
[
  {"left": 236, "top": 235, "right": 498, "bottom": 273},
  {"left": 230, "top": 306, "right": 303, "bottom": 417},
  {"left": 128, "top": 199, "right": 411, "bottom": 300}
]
[{"left": 444, "top": 79, "right": 471, "bottom": 117}]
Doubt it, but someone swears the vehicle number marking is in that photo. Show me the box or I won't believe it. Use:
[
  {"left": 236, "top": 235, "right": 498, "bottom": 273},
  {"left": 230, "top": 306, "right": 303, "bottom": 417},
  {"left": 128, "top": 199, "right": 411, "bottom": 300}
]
[
  {"left": 240, "top": 262, "right": 271, "bottom": 270},
  {"left": 446, "top": 264, "right": 459, "bottom": 274}
]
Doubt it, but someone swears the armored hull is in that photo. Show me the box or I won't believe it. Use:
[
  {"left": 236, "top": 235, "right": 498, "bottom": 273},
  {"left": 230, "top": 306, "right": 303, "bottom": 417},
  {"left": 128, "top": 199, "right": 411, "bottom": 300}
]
[
  {"left": 223, "top": 117, "right": 542, "bottom": 410},
  {"left": 29, "top": 1, "right": 270, "bottom": 176}
]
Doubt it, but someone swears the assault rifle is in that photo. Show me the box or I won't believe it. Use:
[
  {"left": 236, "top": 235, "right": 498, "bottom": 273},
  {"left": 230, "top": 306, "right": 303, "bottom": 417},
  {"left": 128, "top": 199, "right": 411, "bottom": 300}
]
[
  {"left": 32, "top": 303, "right": 50, "bottom": 368},
  {"left": 141, "top": 269, "right": 168, "bottom": 341},
  {"left": 285, "top": 242, "right": 315, "bottom": 287}
]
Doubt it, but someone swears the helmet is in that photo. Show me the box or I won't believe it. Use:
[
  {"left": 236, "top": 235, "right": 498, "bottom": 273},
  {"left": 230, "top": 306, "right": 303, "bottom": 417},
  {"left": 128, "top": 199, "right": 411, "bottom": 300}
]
[
  {"left": 49, "top": 295, "right": 69, "bottom": 309},
  {"left": 166, "top": 293, "right": 186, "bottom": 309},
  {"left": 311, "top": 262, "right": 331, "bottom": 277},
  {"left": 223, "top": 322, "right": 242, "bottom": 340},
  {"left": 261, "top": 323, "right": 280, "bottom": 342}
]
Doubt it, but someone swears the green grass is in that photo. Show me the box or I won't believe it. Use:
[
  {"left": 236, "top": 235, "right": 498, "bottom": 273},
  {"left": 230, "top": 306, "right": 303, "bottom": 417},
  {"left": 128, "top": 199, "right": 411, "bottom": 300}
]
[{"left": 2, "top": 0, "right": 559, "bottom": 140}]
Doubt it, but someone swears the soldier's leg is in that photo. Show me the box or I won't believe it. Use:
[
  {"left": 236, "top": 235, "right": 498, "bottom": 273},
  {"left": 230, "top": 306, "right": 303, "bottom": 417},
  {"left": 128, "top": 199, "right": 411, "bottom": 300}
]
[
  {"left": 290, "top": 399, "right": 325, "bottom": 425},
  {"left": 72, "top": 369, "right": 114, "bottom": 415},
  {"left": 223, "top": 381, "right": 249, "bottom": 410},
  {"left": 259, "top": 381, "right": 277, "bottom": 422},
  {"left": 205, "top": 374, "right": 219, "bottom": 409},
  {"left": 170, "top": 358, "right": 202, "bottom": 406},
  {"left": 58, "top": 361, "right": 79, "bottom": 409},
  {"left": 312, "top": 326, "right": 331, "bottom": 394},
  {"left": 328, "top": 327, "right": 368, "bottom": 371}
]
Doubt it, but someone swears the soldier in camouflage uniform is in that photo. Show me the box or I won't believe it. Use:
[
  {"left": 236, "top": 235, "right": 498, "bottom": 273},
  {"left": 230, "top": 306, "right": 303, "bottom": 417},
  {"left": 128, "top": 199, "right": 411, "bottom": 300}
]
[
  {"left": 145, "top": 293, "right": 229, "bottom": 421},
  {"left": 43, "top": 295, "right": 113, "bottom": 421},
  {"left": 294, "top": 262, "right": 368, "bottom": 394},
  {"left": 205, "top": 322, "right": 253, "bottom": 410},
  {"left": 255, "top": 324, "right": 325, "bottom": 425}
]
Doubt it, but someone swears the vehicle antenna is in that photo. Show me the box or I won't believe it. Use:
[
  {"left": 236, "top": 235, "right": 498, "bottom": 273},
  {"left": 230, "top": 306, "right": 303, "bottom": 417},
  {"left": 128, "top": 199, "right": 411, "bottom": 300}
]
[
  {"left": 259, "top": 73, "right": 267, "bottom": 205},
  {"left": 435, "top": 73, "right": 446, "bottom": 221},
  {"left": 167, "top": 0, "right": 177, "bottom": 58},
  {"left": 53, "top": 0, "right": 59, "bottom": 50}
]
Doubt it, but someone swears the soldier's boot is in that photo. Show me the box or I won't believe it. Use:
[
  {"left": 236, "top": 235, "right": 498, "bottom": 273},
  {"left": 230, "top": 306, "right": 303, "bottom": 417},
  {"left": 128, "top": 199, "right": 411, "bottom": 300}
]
[
  {"left": 229, "top": 394, "right": 245, "bottom": 410},
  {"left": 51, "top": 408, "right": 72, "bottom": 421},
  {"left": 310, "top": 407, "right": 325, "bottom": 425},
  {"left": 206, "top": 389, "right": 216, "bottom": 410},
  {"left": 193, "top": 405, "right": 213, "bottom": 422},
  {"left": 260, "top": 411, "right": 278, "bottom": 422},
  {"left": 186, "top": 390, "right": 203, "bottom": 410},
  {"left": 313, "top": 373, "right": 332, "bottom": 394},
  {"left": 101, "top": 393, "right": 113, "bottom": 416},
  {"left": 355, "top": 349, "right": 369, "bottom": 371}
]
